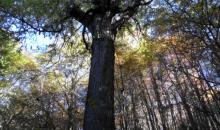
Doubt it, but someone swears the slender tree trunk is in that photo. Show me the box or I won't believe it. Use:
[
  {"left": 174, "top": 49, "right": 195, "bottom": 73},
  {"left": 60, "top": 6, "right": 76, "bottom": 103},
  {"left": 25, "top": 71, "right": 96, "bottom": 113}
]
[
  {"left": 83, "top": 37, "right": 115, "bottom": 130},
  {"left": 130, "top": 82, "right": 139, "bottom": 130},
  {"left": 150, "top": 67, "right": 167, "bottom": 130}
]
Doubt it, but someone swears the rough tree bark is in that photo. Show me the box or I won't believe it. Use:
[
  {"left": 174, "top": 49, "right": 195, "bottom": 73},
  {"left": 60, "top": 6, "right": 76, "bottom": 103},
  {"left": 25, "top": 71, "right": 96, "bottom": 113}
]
[{"left": 83, "top": 37, "right": 115, "bottom": 130}]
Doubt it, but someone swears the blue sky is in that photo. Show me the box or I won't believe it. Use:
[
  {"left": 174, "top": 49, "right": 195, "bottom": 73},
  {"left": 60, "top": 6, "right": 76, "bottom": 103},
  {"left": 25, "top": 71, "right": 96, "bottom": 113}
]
[{"left": 23, "top": 33, "right": 54, "bottom": 55}]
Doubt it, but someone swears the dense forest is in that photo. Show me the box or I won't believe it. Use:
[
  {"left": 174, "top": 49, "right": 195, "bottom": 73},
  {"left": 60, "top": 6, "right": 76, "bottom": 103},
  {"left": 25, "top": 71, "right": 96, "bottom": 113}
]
[{"left": 0, "top": 0, "right": 220, "bottom": 130}]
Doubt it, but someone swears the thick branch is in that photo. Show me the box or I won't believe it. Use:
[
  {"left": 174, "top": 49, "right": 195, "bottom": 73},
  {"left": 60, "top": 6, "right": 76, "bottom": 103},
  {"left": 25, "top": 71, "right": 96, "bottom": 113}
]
[
  {"left": 68, "top": 4, "right": 88, "bottom": 26},
  {"left": 112, "top": 0, "right": 153, "bottom": 30}
]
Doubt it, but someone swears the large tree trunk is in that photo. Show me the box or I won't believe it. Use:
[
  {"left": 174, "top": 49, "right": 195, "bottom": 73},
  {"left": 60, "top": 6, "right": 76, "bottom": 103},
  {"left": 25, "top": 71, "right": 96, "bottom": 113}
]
[{"left": 83, "top": 37, "right": 115, "bottom": 130}]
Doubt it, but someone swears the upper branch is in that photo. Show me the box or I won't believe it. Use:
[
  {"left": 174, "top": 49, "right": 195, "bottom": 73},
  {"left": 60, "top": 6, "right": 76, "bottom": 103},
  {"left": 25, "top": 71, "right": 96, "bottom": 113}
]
[
  {"left": 68, "top": 4, "right": 88, "bottom": 26},
  {"left": 112, "top": 0, "right": 153, "bottom": 30}
]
